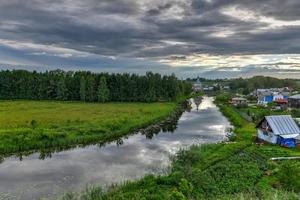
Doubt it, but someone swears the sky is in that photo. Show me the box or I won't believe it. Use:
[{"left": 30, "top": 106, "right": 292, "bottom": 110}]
[{"left": 0, "top": 0, "right": 300, "bottom": 79}]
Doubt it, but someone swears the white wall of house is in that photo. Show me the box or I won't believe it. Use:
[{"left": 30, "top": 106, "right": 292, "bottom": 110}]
[
  {"left": 257, "top": 129, "right": 278, "bottom": 144},
  {"left": 273, "top": 94, "right": 284, "bottom": 100}
]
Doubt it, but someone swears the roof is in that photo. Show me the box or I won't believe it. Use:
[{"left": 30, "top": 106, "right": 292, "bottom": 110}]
[
  {"left": 264, "top": 96, "right": 273, "bottom": 103},
  {"left": 274, "top": 99, "right": 288, "bottom": 104},
  {"left": 289, "top": 94, "right": 300, "bottom": 99},
  {"left": 280, "top": 134, "right": 299, "bottom": 139},
  {"left": 264, "top": 115, "right": 300, "bottom": 135}
]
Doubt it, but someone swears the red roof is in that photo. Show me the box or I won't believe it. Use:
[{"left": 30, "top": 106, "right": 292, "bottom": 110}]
[{"left": 274, "top": 99, "right": 288, "bottom": 104}]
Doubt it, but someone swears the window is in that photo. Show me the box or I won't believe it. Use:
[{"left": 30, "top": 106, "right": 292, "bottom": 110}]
[{"left": 263, "top": 131, "right": 268, "bottom": 136}]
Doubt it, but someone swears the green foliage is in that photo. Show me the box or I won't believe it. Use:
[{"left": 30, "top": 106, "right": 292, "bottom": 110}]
[
  {"left": 276, "top": 161, "right": 300, "bottom": 192},
  {"left": 80, "top": 76, "right": 86, "bottom": 102},
  {"left": 0, "top": 70, "right": 192, "bottom": 103},
  {"left": 228, "top": 76, "right": 297, "bottom": 95},
  {"left": 218, "top": 105, "right": 245, "bottom": 128},
  {"left": 56, "top": 77, "right": 68, "bottom": 100},
  {"left": 97, "top": 76, "right": 109, "bottom": 102},
  {"left": 170, "top": 190, "right": 186, "bottom": 200},
  {"left": 215, "top": 93, "right": 232, "bottom": 103},
  {"left": 178, "top": 178, "right": 193, "bottom": 197},
  {"left": 30, "top": 119, "right": 38, "bottom": 129},
  {"left": 291, "top": 109, "right": 300, "bottom": 118}
]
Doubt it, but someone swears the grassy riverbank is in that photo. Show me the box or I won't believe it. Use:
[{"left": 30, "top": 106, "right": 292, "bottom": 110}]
[
  {"left": 63, "top": 96, "right": 300, "bottom": 200},
  {"left": 0, "top": 100, "right": 178, "bottom": 155}
]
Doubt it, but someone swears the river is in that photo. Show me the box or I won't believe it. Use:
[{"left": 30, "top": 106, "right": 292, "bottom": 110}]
[{"left": 0, "top": 96, "right": 231, "bottom": 200}]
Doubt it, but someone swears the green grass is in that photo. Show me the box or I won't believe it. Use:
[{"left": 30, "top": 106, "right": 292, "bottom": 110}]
[{"left": 0, "top": 100, "right": 177, "bottom": 155}]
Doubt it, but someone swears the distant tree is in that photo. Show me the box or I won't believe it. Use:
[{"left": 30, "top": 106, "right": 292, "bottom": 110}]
[
  {"left": 80, "top": 76, "right": 86, "bottom": 102},
  {"left": 145, "top": 72, "right": 157, "bottom": 102},
  {"left": 97, "top": 76, "right": 110, "bottom": 102},
  {"left": 86, "top": 75, "right": 96, "bottom": 102},
  {"left": 56, "top": 77, "right": 67, "bottom": 100}
]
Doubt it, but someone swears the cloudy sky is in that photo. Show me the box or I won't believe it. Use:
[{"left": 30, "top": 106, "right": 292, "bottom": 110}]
[{"left": 0, "top": 0, "right": 300, "bottom": 78}]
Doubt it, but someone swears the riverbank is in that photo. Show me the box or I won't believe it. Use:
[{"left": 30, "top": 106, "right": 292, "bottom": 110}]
[
  {"left": 62, "top": 96, "right": 300, "bottom": 200},
  {"left": 0, "top": 100, "right": 184, "bottom": 156}
]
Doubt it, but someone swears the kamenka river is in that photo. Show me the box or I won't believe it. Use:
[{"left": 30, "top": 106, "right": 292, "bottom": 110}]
[{"left": 0, "top": 97, "right": 231, "bottom": 200}]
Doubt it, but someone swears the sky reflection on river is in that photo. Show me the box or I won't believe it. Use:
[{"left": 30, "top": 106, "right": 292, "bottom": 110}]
[{"left": 0, "top": 97, "right": 231, "bottom": 200}]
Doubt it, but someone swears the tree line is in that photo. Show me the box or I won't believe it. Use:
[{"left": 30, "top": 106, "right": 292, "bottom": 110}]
[
  {"left": 227, "top": 76, "right": 298, "bottom": 95},
  {"left": 0, "top": 70, "right": 192, "bottom": 102}
]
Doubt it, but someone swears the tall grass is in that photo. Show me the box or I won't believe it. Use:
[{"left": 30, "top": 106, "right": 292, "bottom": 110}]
[{"left": 0, "top": 100, "right": 177, "bottom": 155}]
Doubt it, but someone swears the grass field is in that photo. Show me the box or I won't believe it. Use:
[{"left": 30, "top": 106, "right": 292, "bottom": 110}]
[{"left": 0, "top": 100, "right": 177, "bottom": 154}]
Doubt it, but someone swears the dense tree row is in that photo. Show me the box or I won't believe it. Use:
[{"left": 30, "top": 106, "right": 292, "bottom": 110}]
[
  {"left": 0, "top": 70, "right": 192, "bottom": 102},
  {"left": 227, "top": 76, "right": 298, "bottom": 95}
]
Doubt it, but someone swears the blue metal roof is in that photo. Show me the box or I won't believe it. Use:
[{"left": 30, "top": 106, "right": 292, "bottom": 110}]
[
  {"left": 265, "top": 115, "right": 300, "bottom": 135},
  {"left": 264, "top": 96, "right": 273, "bottom": 103}
]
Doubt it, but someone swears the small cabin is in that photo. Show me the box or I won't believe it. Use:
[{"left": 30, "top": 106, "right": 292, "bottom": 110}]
[
  {"left": 231, "top": 97, "right": 247, "bottom": 106},
  {"left": 256, "top": 115, "right": 300, "bottom": 148}
]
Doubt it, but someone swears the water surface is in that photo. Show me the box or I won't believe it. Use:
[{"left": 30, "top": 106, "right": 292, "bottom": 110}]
[{"left": 0, "top": 97, "right": 231, "bottom": 199}]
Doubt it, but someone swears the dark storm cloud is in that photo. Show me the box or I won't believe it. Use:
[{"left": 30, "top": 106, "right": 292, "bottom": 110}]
[{"left": 0, "top": 0, "right": 300, "bottom": 75}]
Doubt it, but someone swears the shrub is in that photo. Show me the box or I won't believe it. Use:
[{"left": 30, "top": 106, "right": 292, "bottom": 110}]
[
  {"left": 179, "top": 178, "right": 193, "bottom": 197},
  {"left": 291, "top": 109, "right": 300, "bottom": 118},
  {"left": 277, "top": 161, "right": 300, "bottom": 192},
  {"left": 170, "top": 190, "right": 186, "bottom": 200},
  {"left": 30, "top": 119, "right": 38, "bottom": 129}
]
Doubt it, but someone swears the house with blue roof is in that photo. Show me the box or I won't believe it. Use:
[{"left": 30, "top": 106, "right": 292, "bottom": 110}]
[{"left": 256, "top": 88, "right": 289, "bottom": 105}]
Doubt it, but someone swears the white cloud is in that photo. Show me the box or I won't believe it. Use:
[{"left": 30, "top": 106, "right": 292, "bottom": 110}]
[
  {"left": 159, "top": 53, "right": 300, "bottom": 70},
  {"left": 222, "top": 6, "right": 300, "bottom": 29}
]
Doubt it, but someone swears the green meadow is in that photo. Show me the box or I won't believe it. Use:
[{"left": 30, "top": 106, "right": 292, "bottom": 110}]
[{"left": 0, "top": 100, "right": 177, "bottom": 155}]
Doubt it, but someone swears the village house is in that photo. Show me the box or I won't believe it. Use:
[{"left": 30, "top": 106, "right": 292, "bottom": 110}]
[
  {"left": 256, "top": 115, "right": 300, "bottom": 148},
  {"left": 273, "top": 98, "right": 288, "bottom": 110},
  {"left": 288, "top": 94, "right": 300, "bottom": 108},
  {"left": 255, "top": 88, "right": 289, "bottom": 105},
  {"left": 231, "top": 97, "right": 247, "bottom": 106}
]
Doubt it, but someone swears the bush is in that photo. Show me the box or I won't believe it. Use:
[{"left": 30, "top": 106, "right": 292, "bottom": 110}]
[
  {"left": 291, "top": 109, "right": 300, "bottom": 118},
  {"left": 277, "top": 161, "right": 300, "bottom": 192},
  {"left": 178, "top": 178, "right": 193, "bottom": 197},
  {"left": 30, "top": 119, "right": 38, "bottom": 129},
  {"left": 170, "top": 190, "right": 186, "bottom": 200}
]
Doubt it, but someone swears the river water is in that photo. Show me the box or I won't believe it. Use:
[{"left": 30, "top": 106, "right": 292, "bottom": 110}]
[{"left": 0, "top": 97, "right": 231, "bottom": 200}]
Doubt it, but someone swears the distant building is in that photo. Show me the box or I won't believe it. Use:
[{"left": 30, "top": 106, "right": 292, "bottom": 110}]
[
  {"left": 203, "top": 86, "right": 214, "bottom": 92},
  {"left": 193, "top": 77, "right": 202, "bottom": 92},
  {"left": 222, "top": 86, "right": 230, "bottom": 90},
  {"left": 256, "top": 115, "right": 300, "bottom": 148},
  {"left": 288, "top": 94, "right": 300, "bottom": 108},
  {"left": 273, "top": 99, "right": 288, "bottom": 110},
  {"left": 255, "top": 88, "right": 289, "bottom": 105},
  {"left": 231, "top": 97, "right": 247, "bottom": 106}
]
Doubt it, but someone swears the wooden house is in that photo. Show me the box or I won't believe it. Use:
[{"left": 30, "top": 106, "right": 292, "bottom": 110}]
[{"left": 256, "top": 115, "right": 300, "bottom": 148}]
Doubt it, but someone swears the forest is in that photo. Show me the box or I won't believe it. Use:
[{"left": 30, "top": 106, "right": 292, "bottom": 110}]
[{"left": 0, "top": 70, "right": 192, "bottom": 102}]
